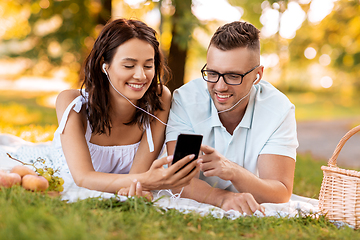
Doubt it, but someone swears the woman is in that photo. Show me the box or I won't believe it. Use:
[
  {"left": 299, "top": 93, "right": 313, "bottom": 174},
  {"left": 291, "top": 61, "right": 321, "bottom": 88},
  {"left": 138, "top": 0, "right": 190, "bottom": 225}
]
[{"left": 52, "top": 18, "right": 199, "bottom": 198}]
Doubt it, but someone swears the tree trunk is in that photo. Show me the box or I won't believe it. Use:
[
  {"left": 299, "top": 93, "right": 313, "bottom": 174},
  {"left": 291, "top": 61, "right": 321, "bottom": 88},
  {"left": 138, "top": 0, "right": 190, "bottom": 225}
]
[
  {"left": 98, "top": 0, "right": 112, "bottom": 25},
  {"left": 166, "top": 0, "right": 194, "bottom": 92},
  {"left": 167, "top": 29, "right": 188, "bottom": 92}
]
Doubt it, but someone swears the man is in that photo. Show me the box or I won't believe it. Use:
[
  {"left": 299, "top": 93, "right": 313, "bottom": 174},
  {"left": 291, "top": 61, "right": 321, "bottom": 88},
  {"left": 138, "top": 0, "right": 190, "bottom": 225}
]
[{"left": 166, "top": 21, "right": 298, "bottom": 215}]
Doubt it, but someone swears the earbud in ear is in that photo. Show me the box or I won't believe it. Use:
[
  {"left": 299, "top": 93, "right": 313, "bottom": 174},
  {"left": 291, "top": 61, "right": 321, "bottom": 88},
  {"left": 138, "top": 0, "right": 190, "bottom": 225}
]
[
  {"left": 102, "top": 63, "right": 108, "bottom": 75},
  {"left": 253, "top": 74, "right": 260, "bottom": 85}
]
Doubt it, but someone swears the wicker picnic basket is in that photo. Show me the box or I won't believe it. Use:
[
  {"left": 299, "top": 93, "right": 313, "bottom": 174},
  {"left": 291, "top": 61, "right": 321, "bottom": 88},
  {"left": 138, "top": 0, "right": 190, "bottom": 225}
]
[{"left": 319, "top": 124, "right": 360, "bottom": 229}]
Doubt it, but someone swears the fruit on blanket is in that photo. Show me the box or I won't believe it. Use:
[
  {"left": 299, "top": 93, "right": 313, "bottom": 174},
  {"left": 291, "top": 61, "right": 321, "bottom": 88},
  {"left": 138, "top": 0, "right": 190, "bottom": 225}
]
[
  {"left": 47, "top": 168, "right": 54, "bottom": 175},
  {"left": 42, "top": 172, "right": 51, "bottom": 182},
  {"left": 22, "top": 175, "right": 49, "bottom": 191},
  {"left": 10, "top": 165, "right": 37, "bottom": 177},
  {"left": 0, "top": 171, "right": 22, "bottom": 188},
  {"left": 6, "top": 153, "right": 65, "bottom": 193},
  {"left": 37, "top": 169, "right": 65, "bottom": 192}
]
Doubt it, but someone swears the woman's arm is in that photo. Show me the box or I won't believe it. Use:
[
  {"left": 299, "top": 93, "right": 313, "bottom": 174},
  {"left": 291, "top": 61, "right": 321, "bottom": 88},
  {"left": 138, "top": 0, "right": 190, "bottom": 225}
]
[
  {"left": 56, "top": 89, "right": 198, "bottom": 193},
  {"left": 56, "top": 90, "right": 128, "bottom": 191},
  {"left": 129, "top": 86, "right": 172, "bottom": 173}
]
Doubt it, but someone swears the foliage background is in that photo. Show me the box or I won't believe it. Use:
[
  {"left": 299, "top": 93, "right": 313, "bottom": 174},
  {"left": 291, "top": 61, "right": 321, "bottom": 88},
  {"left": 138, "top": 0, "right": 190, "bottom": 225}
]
[{"left": 1, "top": 0, "right": 360, "bottom": 93}]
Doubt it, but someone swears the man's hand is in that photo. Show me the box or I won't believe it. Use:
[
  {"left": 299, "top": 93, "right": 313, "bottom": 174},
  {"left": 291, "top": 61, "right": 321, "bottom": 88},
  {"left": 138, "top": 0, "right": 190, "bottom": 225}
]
[
  {"left": 199, "top": 145, "right": 238, "bottom": 181},
  {"left": 220, "top": 191, "right": 265, "bottom": 215}
]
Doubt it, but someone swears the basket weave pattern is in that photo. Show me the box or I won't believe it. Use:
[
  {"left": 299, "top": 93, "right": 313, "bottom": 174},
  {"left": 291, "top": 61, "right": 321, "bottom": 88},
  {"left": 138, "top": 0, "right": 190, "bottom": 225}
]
[{"left": 319, "top": 125, "right": 360, "bottom": 229}]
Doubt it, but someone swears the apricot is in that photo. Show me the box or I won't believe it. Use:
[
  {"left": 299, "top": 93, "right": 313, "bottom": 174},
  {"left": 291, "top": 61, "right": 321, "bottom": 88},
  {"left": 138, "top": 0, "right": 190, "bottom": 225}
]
[
  {"left": 10, "top": 165, "right": 37, "bottom": 177},
  {"left": 0, "top": 171, "right": 22, "bottom": 188},
  {"left": 22, "top": 175, "right": 49, "bottom": 191}
]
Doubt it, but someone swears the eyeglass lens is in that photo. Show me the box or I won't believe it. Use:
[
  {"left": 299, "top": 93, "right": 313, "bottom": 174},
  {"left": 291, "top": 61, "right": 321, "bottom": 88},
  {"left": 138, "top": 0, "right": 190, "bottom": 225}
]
[{"left": 203, "top": 71, "right": 242, "bottom": 85}]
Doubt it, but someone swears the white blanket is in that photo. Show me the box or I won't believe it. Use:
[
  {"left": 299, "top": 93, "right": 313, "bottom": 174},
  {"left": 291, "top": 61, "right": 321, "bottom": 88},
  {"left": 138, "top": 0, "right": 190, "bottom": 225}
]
[{"left": 0, "top": 134, "right": 319, "bottom": 219}]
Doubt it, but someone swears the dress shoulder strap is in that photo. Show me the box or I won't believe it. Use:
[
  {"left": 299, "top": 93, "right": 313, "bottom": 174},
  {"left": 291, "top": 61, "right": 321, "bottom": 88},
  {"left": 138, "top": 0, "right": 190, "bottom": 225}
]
[
  {"left": 54, "top": 95, "right": 86, "bottom": 135},
  {"left": 145, "top": 123, "right": 154, "bottom": 153},
  {"left": 53, "top": 93, "right": 155, "bottom": 153}
]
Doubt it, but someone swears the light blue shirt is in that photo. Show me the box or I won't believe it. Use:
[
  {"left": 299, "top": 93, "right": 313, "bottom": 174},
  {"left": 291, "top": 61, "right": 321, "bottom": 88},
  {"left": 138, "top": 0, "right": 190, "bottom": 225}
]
[{"left": 165, "top": 78, "right": 298, "bottom": 192}]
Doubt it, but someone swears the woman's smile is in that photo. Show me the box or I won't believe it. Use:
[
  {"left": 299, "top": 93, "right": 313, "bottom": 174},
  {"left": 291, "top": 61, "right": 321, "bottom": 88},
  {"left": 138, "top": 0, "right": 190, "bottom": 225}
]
[{"left": 127, "top": 82, "right": 147, "bottom": 91}]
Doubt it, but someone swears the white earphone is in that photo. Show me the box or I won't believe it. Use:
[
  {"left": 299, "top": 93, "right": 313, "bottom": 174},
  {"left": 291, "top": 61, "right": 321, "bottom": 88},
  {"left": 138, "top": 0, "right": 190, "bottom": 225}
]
[
  {"left": 102, "top": 63, "right": 108, "bottom": 75},
  {"left": 253, "top": 74, "right": 260, "bottom": 85}
]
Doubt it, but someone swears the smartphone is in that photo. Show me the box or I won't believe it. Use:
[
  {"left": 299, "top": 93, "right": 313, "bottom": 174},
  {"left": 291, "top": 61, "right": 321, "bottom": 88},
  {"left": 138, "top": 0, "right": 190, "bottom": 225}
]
[{"left": 172, "top": 133, "right": 203, "bottom": 170}]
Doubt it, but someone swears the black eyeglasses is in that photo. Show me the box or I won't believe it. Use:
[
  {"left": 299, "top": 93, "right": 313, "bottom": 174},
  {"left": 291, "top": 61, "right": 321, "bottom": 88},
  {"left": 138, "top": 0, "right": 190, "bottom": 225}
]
[{"left": 201, "top": 64, "right": 259, "bottom": 85}]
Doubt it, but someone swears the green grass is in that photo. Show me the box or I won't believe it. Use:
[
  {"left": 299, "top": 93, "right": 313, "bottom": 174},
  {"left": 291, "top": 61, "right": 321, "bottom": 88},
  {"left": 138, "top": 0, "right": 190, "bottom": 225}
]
[
  {"left": 0, "top": 154, "right": 359, "bottom": 239},
  {"left": 2, "top": 90, "right": 360, "bottom": 238},
  {"left": 293, "top": 154, "right": 326, "bottom": 199},
  {"left": 0, "top": 90, "right": 58, "bottom": 142},
  {"left": 1, "top": 185, "right": 359, "bottom": 240},
  {"left": 287, "top": 92, "right": 360, "bottom": 122}
]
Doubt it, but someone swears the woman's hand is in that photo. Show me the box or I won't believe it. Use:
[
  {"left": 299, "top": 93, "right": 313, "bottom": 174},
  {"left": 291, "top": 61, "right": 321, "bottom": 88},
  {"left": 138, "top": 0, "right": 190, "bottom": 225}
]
[
  {"left": 118, "top": 179, "right": 153, "bottom": 201},
  {"left": 141, "top": 154, "right": 200, "bottom": 190}
]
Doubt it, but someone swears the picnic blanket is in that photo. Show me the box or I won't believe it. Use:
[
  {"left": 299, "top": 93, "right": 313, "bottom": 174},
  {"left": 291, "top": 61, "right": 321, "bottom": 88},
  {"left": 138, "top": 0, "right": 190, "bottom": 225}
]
[{"left": 0, "top": 133, "right": 319, "bottom": 219}]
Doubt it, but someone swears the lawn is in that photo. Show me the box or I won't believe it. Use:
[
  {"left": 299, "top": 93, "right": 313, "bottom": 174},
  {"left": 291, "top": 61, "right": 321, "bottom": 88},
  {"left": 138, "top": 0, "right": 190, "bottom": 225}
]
[
  {"left": 1, "top": 90, "right": 360, "bottom": 238},
  {"left": 0, "top": 90, "right": 57, "bottom": 142},
  {"left": 1, "top": 155, "right": 359, "bottom": 240},
  {"left": 287, "top": 91, "right": 360, "bottom": 122}
]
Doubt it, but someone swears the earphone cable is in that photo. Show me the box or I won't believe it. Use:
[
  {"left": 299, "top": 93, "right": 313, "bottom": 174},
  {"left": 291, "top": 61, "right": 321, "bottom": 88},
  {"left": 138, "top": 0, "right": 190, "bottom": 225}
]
[{"left": 105, "top": 69, "right": 253, "bottom": 130}]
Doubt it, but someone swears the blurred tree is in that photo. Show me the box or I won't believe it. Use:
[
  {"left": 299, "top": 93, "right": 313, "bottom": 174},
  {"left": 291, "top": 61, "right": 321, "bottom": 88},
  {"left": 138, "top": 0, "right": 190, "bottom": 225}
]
[
  {"left": 288, "top": 0, "right": 360, "bottom": 91},
  {"left": 2, "top": 0, "right": 320, "bottom": 92},
  {"left": 166, "top": 0, "right": 199, "bottom": 91},
  {"left": 227, "top": 0, "right": 289, "bottom": 55},
  {"left": 0, "top": 0, "right": 111, "bottom": 84},
  {"left": 165, "top": 0, "right": 289, "bottom": 91},
  {"left": 98, "top": 0, "right": 112, "bottom": 25},
  {"left": 227, "top": 0, "right": 263, "bottom": 27}
]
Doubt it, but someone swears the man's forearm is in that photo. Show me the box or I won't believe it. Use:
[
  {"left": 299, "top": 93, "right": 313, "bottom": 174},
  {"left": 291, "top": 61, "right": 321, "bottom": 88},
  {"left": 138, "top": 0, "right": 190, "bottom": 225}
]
[
  {"left": 229, "top": 155, "right": 295, "bottom": 204},
  {"left": 230, "top": 166, "right": 292, "bottom": 204}
]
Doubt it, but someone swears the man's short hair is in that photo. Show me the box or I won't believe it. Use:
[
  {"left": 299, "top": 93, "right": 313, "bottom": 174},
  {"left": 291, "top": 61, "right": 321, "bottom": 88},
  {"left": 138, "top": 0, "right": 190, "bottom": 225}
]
[{"left": 209, "top": 21, "right": 260, "bottom": 52}]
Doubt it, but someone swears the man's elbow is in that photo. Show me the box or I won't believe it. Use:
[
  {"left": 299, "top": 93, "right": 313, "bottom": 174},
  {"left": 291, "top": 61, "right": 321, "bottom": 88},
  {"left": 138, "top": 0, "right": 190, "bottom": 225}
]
[
  {"left": 260, "top": 184, "right": 292, "bottom": 204},
  {"left": 276, "top": 191, "right": 292, "bottom": 203},
  {"left": 272, "top": 187, "right": 293, "bottom": 203}
]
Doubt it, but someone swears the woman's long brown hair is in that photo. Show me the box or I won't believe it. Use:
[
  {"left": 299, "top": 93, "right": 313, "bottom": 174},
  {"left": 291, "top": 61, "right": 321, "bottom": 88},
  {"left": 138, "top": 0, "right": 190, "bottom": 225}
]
[{"left": 80, "top": 18, "right": 169, "bottom": 135}]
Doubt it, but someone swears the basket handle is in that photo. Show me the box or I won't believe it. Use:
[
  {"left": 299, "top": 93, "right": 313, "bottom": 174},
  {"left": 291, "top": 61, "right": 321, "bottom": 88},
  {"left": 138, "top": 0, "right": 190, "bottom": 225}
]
[{"left": 328, "top": 124, "right": 360, "bottom": 167}]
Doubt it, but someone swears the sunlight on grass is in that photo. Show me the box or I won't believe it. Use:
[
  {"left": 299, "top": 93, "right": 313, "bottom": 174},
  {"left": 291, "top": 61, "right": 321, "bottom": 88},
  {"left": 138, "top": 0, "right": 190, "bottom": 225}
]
[
  {"left": 0, "top": 90, "right": 58, "bottom": 143},
  {"left": 293, "top": 154, "right": 326, "bottom": 199},
  {"left": 288, "top": 92, "right": 360, "bottom": 121},
  {"left": 0, "top": 103, "right": 41, "bottom": 124},
  {"left": 36, "top": 94, "right": 58, "bottom": 108},
  {"left": 2, "top": 90, "right": 360, "bottom": 142},
  {"left": 0, "top": 124, "right": 57, "bottom": 142}
]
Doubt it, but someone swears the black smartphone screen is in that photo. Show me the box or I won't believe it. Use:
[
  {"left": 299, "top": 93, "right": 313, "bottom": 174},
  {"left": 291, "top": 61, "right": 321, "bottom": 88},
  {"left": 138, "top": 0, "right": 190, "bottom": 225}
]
[{"left": 172, "top": 134, "right": 203, "bottom": 168}]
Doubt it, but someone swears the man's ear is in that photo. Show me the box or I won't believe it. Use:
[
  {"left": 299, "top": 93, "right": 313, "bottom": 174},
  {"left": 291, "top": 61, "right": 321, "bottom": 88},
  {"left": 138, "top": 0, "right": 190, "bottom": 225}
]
[{"left": 254, "top": 66, "right": 264, "bottom": 84}]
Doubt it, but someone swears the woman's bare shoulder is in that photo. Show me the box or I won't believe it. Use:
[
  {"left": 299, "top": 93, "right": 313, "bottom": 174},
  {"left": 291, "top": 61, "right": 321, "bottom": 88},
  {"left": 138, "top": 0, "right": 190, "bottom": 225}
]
[
  {"left": 160, "top": 85, "right": 172, "bottom": 107},
  {"left": 56, "top": 89, "right": 81, "bottom": 108},
  {"left": 55, "top": 89, "right": 82, "bottom": 118}
]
